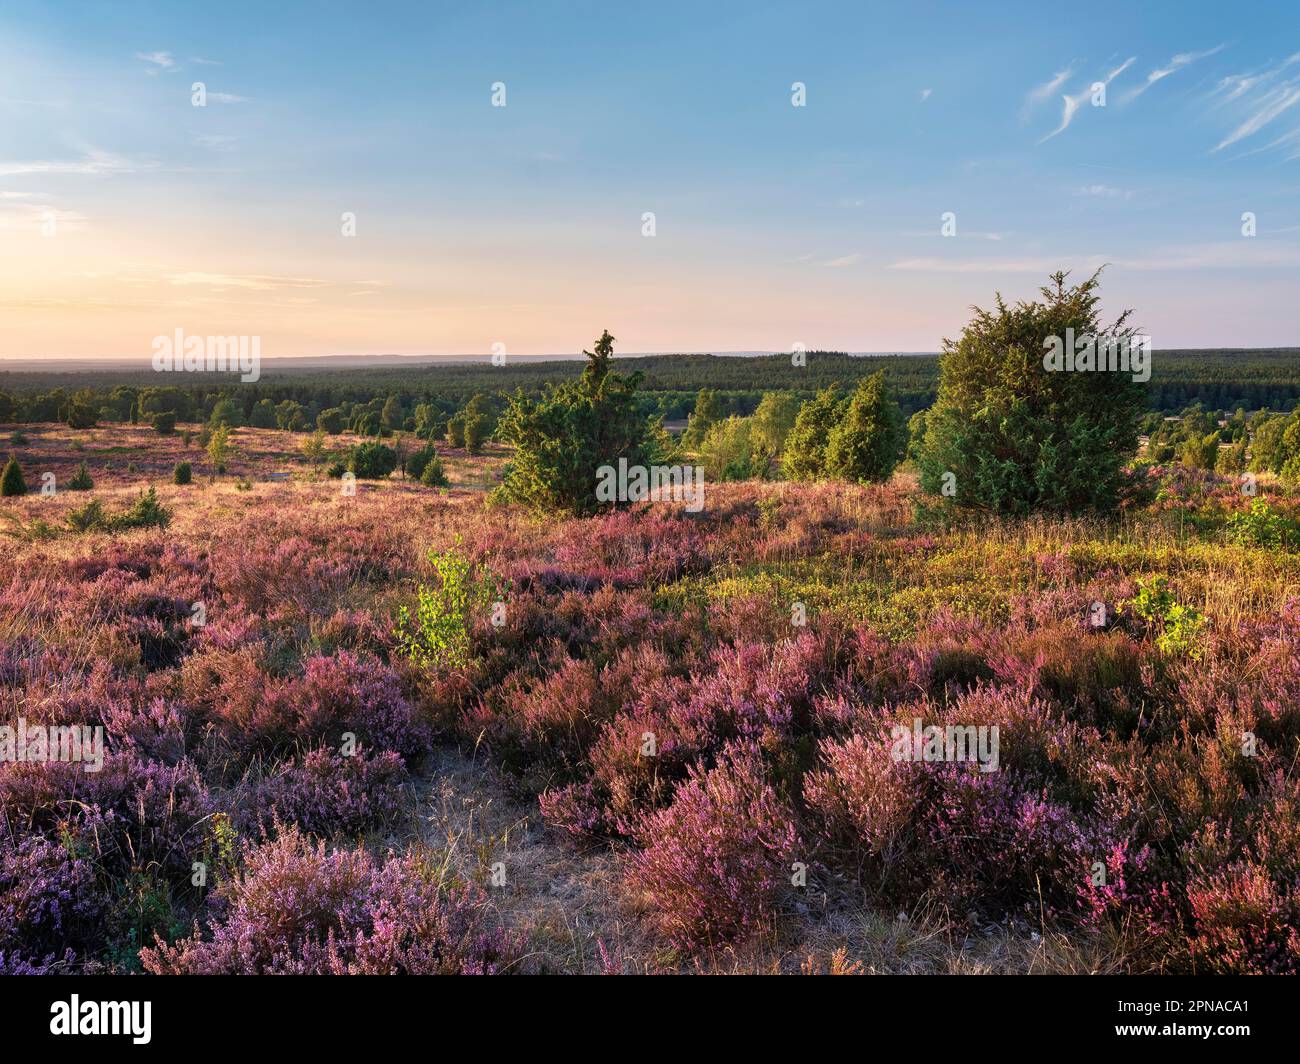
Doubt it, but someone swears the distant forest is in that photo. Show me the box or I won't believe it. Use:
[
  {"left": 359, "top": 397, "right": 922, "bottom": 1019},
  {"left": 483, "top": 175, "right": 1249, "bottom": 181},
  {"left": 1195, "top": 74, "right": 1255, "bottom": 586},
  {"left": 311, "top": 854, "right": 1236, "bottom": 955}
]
[{"left": 2, "top": 348, "right": 1299, "bottom": 424}]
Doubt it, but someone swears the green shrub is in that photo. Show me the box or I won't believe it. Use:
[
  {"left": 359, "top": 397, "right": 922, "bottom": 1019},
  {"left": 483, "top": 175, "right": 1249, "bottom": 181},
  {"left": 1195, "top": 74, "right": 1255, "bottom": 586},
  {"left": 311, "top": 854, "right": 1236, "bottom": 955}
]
[
  {"left": 1, "top": 457, "right": 26, "bottom": 497},
  {"left": 916, "top": 270, "right": 1146, "bottom": 515},
  {"left": 66, "top": 401, "right": 97, "bottom": 429},
  {"left": 113, "top": 487, "right": 173, "bottom": 531},
  {"left": 681, "top": 388, "right": 723, "bottom": 450},
  {"left": 151, "top": 412, "right": 177, "bottom": 436},
  {"left": 348, "top": 440, "right": 397, "bottom": 479},
  {"left": 418, "top": 453, "right": 449, "bottom": 488},
  {"left": 406, "top": 443, "right": 437, "bottom": 480},
  {"left": 698, "top": 417, "right": 771, "bottom": 482},
  {"left": 317, "top": 408, "right": 345, "bottom": 435},
  {"left": 396, "top": 543, "right": 498, "bottom": 669},
  {"left": 494, "top": 330, "right": 670, "bottom": 514},
  {"left": 823, "top": 371, "right": 905, "bottom": 484},
  {"left": 1226, "top": 498, "right": 1293, "bottom": 549},
  {"left": 463, "top": 413, "right": 489, "bottom": 455},
  {"left": 749, "top": 392, "right": 800, "bottom": 455},
  {"left": 67, "top": 463, "right": 94, "bottom": 491},
  {"left": 445, "top": 412, "right": 466, "bottom": 449},
  {"left": 1180, "top": 432, "right": 1219, "bottom": 471},
  {"left": 173, "top": 461, "right": 192, "bottom": 485},
  {"left": 782, "top": 387, "right": 842, "bottom": 481},
  {"left": 1123, "top": 577, "right": 1206, "bottom": 659},
  {"left": 66, "top": 498, "right": 108, "bottom": 532}
]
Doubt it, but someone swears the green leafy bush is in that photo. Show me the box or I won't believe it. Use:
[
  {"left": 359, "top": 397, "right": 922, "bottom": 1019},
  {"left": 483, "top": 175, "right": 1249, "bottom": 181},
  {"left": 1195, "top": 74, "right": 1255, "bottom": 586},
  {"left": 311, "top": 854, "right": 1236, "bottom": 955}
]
[
  {"left": 698, "top": 417, "right": 772, "bottom": 482},
  {"left": 1123, "top": 577, "right": 1206, "bottom": 659},
  {"left": 65, "top": 498, "right": 108, "bottom": 532},
  {"left": 1226, "top": 498, "right": 1293, "bottom": 549},
  {"left": 316, "top": 408, "right": 345, "bottom": 435},
  {"left": 67, "top": 488, "right": 172, "bottom": 533},
  {"left": 151, "top": 412, "right": 176, "bottom": 436},
  {"left": 419, "top": 454, "right": 449, "bottom": 487},
  {"left": 396, "top": 543, "right": 498, "bottom": 669},
  {"left": 173, "top": 461, "right": 192, "bottom": 485}
]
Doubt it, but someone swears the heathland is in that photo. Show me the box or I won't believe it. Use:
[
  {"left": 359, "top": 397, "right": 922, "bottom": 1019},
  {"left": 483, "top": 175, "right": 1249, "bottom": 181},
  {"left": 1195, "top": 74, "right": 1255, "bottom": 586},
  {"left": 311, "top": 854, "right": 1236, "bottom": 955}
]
[{"left": 1, "top": 418, "right": 1297, "bottom": 973}]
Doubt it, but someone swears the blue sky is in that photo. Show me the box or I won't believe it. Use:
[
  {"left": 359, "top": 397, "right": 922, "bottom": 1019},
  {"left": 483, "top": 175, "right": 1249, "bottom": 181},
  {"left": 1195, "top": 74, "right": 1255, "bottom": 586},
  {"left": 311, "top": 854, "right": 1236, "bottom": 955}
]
[{"left": 1, "top": 0, "right": 1298, "bottom": 358}]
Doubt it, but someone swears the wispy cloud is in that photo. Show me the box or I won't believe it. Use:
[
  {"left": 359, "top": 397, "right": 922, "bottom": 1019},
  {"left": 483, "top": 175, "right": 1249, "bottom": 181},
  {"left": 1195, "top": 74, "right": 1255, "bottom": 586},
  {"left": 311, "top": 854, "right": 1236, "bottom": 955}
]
[
  {"left": 0, "top": 202, "right": 87, "bottom": 232},
  {"left": 192, "top": 133, "right": 239, "bottom": 149},
  {"left": 167, "top": 272, "right": 334, "bottom": 290},
  {"left": 1214, "top": 83, "right": 1300, "bottom": 151},
  {"left": 1022, "top": 64, "right": 1075, "bottom": 119},
  {"left": 190, "top": 56, "right": 222, "bottom": 66},
  {"left": 1040, "top": 93, "right": 1080, "bottom": 143},
  {"left": 819, "top": 253, "right": 864, "bottom": 268},
  {"left": 1038, "top": 58, "right": 1135, "bottom": 143},
  {"left": 135, "top": 51, "right": 176, "bottom": 73},
  {"left": 1076, "top": 183, "right": 1134, "bottom": 198},
  {"left": 1124, "top": 44, "right": 1226, "bottom": 102},
  {"left": 0, "top": 150, "right": 140, "bottom": 176},
  {"left": 919, "top": 88, "right": 932, "bottom": 101}
]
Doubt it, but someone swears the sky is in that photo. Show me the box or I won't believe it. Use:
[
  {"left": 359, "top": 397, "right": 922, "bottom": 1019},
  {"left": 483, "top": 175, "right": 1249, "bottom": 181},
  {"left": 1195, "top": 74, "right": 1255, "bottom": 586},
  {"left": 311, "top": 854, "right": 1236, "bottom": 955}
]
[{"left": 1, "top": 0, "right": 1298, "bottom": 361}]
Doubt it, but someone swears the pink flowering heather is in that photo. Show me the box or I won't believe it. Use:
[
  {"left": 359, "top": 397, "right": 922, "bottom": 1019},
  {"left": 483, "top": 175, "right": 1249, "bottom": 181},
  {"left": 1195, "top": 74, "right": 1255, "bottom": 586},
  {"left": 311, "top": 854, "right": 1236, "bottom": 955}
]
[
  {"left": 141, "top": 829, "right": 524, "bottom": 974},
  {"left": 627, "top": 745, "right": 801, "bottom": 949},
  {"left": 248, "top": 748, "right": 409, "bottom": 838}
]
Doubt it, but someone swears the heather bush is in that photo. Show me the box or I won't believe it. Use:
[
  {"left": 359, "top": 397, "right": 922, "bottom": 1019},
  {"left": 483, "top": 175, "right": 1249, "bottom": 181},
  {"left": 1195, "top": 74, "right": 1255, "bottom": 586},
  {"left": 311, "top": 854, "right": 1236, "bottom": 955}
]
[
  {"left": 0, "top": 753, "right": 213, "bottom": 881},
  {"left": 627, "top": 745, "right": 801, "bottom": 949},
  {"left": 803, "top": 732, "right": 923, "bottom": 891},
  {"left": 3, "top": 421, "right": 1300, "bottom": 972},
  {"left": 0, "top": 834, "right": 105, "bottom": 964},
  {"left": 142, "top": 829, "right": 524, "bottom": 974},
  {"left": 194, "top": 650, "right": 428, "bottom": 766},
  {"left": 249, "top": 748, "right": 408, "bottom": 837}
]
